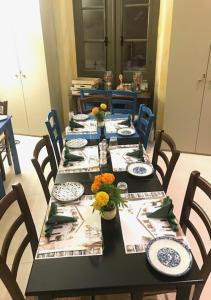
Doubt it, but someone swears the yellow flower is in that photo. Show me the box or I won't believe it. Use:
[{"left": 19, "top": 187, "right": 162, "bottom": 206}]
[
  {"left": 100, "top": 103, "right": 107, "bottom": 110},
  {"left": 95, "top": 191, "right": 109, "bottom": 207},
  {"left": 92, "top": 201, "right": 102, "bottom": 210},
  {"left": 92, "top": 107, "right": 99, "bottom": 115},
  {"left": 101, "top": 173, "right": 115, "bottom": 185},
  {"left": 91, "top": 182, "right": 101, "bottom": 193}
]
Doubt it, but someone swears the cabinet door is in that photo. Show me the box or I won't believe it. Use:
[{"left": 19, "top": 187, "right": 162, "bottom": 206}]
[
  {"left": 0, "top": 7, "right": 29, "bottom": 134},
  {"left": 12, "top": 0, "right": 51, "bottom": 136},
  {"left": 196, "top": 45, "right": 211, "bottom": 154},
  {"left": 163, "top": 0, "right": 211, "bottom": 152}
]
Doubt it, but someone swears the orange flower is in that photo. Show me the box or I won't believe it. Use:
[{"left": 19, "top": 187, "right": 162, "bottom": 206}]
[
  {"left": 91, "top": 182, "right": 101, "bottom": 193},
  {"left": 100, "top": 103, "right": 107, "bottom": 110},
  {"left": 94, "top": 175, "right": 102, "bottom": 184},
  {"left": 101, "top": 173, "right": 115, "bottom": 185},
  {"left": 92, "top": 107, "right": 99, "bottom": 115}
]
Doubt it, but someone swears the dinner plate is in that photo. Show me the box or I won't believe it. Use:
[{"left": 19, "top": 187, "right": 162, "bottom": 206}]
[
  {"left": 146, "top": 236, "right": 193, "bottom": 277},
  {"left": 127, "top": 162, "right": 153, "bottom": 177},
  {"left": 52, "top": 182, "right": 84, "bottom": 202},
  {"left": 0, "top": 115, "right": 8, "bottom": 121},
  {"left": 73, "top": 114, "right": 89, "bottom": 121},
  {"left": 66, "top": 138, "right": 88, "bottom": 149},
  {"left": 117, "top": 127, "right": 135, "bottom": 136}
]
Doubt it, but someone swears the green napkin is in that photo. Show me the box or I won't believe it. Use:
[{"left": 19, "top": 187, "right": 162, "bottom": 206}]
[
  {"left": 63, "top": 147, "right": 84, "bottom": 166},
  {"left": 147, "top": 196, "right": 178, "bottom": 231},
  {"left": 126, "top": 143, "right": 144, "bottom": 162},
  {"left": 69, "top": 118, "right": 84, "bottom": 131},
  {"left": 45, "top": 203, "right": 77, "bottom": 237},
  {"left": 118, "top": 115, "right": 131, "bottom": 127}
]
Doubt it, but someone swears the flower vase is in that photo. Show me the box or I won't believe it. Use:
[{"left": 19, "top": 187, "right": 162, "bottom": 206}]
[
  {"left": 97, "top": 120, "right": 105, "bottom": 128},
  {"left": 101, "top": 206, "right": 116, "bottom": 221}
]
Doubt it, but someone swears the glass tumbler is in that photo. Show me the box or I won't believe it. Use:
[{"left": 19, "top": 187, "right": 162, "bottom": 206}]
[{"left": 117, "top": 181, "right": 128, "bottom": 196}]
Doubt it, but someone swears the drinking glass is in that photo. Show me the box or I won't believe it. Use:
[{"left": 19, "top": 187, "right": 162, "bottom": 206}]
[
  {"left": 109, "top": 137, "right": 118, "bottom": 147},
  {"left": 117, "top": 181, "right": 128, "bottom": 194}
]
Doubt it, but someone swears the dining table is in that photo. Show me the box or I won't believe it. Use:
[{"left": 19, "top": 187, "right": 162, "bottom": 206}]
[
  {"left": 25, "top": 128, "right": 203, "bottom": 300},
  {"left": 0, "top": 115, "right": 21, "bottom": 198}
]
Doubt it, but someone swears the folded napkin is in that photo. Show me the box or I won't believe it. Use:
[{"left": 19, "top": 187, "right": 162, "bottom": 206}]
[
  {"left": 147, "top": 196, "right": 178, "bottom": 231},
  {"left": 69, "top": 118, "right": 84, "bottom": 131},
  {"left": 118, "top": 115, "right": 131, "bottom": 127},
  {"left": 63, "top": 147, "right": 84, "bottom": 166},
  {"left": 45, "top": 203, "right": 77, "bottom": 237},
  {"left": 126, "top": 142, "right": 144, "bottom": 162}
]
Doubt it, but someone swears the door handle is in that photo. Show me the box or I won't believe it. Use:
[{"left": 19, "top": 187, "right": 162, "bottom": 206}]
[
  {"left": 198, "top": 74, "right": 206, "bottom": 82},
  {"left": 120, "top": 36, "right": 124, "bottom": 46}
]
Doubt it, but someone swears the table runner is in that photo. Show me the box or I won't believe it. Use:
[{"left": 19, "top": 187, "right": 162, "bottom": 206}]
[
  {"left": 109, "top": 144, "right": 150, "bottom": 172},
  {"left": 58, "top": 145, "right": 100, "bottom": 173},
  {"left": 119, "top": 191, "right": 188, "bottom": 254},
  {"left": 36, "top": 196, "right": 102, "bottom": 259}
]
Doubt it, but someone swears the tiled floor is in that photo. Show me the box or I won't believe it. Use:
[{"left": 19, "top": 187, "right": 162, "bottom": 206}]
[{"left": 0, "top": 135, "right": 210, "bottom": 300}]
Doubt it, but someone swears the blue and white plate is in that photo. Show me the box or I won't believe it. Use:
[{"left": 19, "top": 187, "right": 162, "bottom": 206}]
[
  {"left": 146, "top": 236, "right": 193, "bottom": 277},
  {"left": 73, "top": 114, "right": 89, "bottom": 121},
  {"left": 52, "top": 182, "right": 84, "bottom": 202},
  {"left": 127, "top": 162, "right": 153, "bottom": 177},
  {"left": 66, "top": 138, "right": 88, "bottom": 149},
  {"left": 117, "top": 127, "right": 135, "bottom": 136},
  {"left": 0, "top": 115, "right": 8, "bottom": 121}
]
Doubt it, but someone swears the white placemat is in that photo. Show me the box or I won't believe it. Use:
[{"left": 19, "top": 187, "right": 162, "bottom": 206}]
[
  {"left": 119, "top": 191, "right": 188, "bottom": 254},
  {"left": 58, "top": 145, "right": 100, "bottom": 173},
  {"left": 105, "top": 119, "right": 129, "bottom": 134},
  {"left": 36, "top": 196, "right": 103, "bottom": 259},
  {"left": 66, "top": 119, "right": 97, "bottom": 135},
  {"left": 109, "top": 144, "right": 150, "bottom": 172}
]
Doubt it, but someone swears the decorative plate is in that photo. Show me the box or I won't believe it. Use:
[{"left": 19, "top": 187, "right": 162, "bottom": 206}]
[
  {"left": 66, "top": 138, "right": 88, "bottom": 149},
  {"left": 127, "top": 162, "right": 153, "bottom": 177},
  {"left": 73, "top": 114, "right": 89, "bottom": 121},
  {"left": 146, "top": 236, "right": 193, "bottom": 277},
  {"left": 117, "top": 127, "right": 136, "bottom": 136},
  {"left": 0, "top": 115, "right": 8, "bottom": 121},
  {"left": 52, "top": 182, "right": 84, "bottom": 202}
]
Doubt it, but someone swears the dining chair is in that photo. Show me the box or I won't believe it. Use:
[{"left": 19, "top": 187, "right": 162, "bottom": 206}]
[
  {"left": 0, "top": 100, "right": 12, "bottom": 180},
  {"left": 45, "top": 109, "right": 63, "bottom": 165},
  {"left": 111, "top": 90, "right": 137, "bottom": 118},
  {"left": 152, "top": 130, "right": 180, "bottom": 192},
  {"left": 0, "top": 183, "right": 38, "bottom": 300},
  {"left": 180, "top": 170, "right": 211, "bottom": 300},
  {"left": 136, "top": 104, "right": 155, "bottom": 149},
  {"left": 31, "top": 135, "right": 57, "bottom": 203},
  {"left": 80, "top": 89, "right": 112, "bottom": 113}
]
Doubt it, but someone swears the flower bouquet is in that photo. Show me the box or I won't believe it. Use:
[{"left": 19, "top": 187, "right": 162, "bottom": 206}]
[
  {"left": 91, "top": 173, "right": 127, "bottom": 220},
  {"left": 92, "top": 103, "right": 107, "bottom": 125}
]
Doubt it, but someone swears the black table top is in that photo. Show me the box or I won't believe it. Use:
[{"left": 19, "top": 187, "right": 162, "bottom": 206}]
[{"left": 26, "top": 139, "right": 203, "bottom": 298}]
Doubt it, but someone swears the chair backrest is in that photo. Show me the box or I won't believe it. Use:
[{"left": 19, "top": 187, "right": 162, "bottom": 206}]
[
  {"left": 80, "top": 89, "right": 112, "bottom": 113},
  {"left": 180, "top": 171, "right": 211, "bottom": 300},
  {"left": 45, "top": 109, "right": 63, "bottom": 165},
  {"left": 0, "top": 183, "right": 38, "bottom": 300},
  {"left": 0, "top": 100, "right": 8, "bottom": 115},
  {"left": 111, "top": 90, "right": 137, "bottom": 117},
  {"left": 137, "top": 104, "right": 155, "bottom": 149},
  {"left": 31, "top": 135, "right": 57, "bottom": 203},
  {"left": 152, "top": 130, "right": 180, "bottom": 192}
]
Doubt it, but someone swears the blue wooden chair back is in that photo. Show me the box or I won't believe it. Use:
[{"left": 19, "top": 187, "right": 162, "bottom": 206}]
[
  {"left": 80, "top": 89, "right": 112, "bottom": 113},
  {"left": 111, "top": 90, "right": 137, "bottom": 116},
  {"left": 137, "top": 104, "right": 155, "bottom": 149},
  {"left": 45, "top": 109, "right": 63, "bottom": 165}
]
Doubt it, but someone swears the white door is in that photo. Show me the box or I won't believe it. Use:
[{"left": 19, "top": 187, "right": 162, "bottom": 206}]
[
  {"left": 196, "top": 45, "right": 211, "bottom": 154},
  {"left": 163, "top": 0, "right": 211, "bottom": 152},
  {"left": 12, "top": 0, "right": 51, "bottom": 136},
  {"left": 0, "top": 4, "right": 29, "bottom": 134}
]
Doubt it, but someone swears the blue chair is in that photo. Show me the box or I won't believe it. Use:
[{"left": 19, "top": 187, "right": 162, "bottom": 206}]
[
  {"left": 80, "top": 89, "right": 112, "bottom": 113},
  {"left": 137, "top": 104, "right": 155, "bottom": 149},
  {"left": 45, "top": 109, "right": 63, "bottom": 165},
  {"left": 111, "top": 90, "right": 137, "bottom": 118}
]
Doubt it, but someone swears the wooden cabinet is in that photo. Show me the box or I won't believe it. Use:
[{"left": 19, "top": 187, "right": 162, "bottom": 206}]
[
  {"left": 162, "top": 0, "right": 211, "bottom": 154},
  {"left": 0, "top": 0, "right": 51, "bottom": 136}
]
